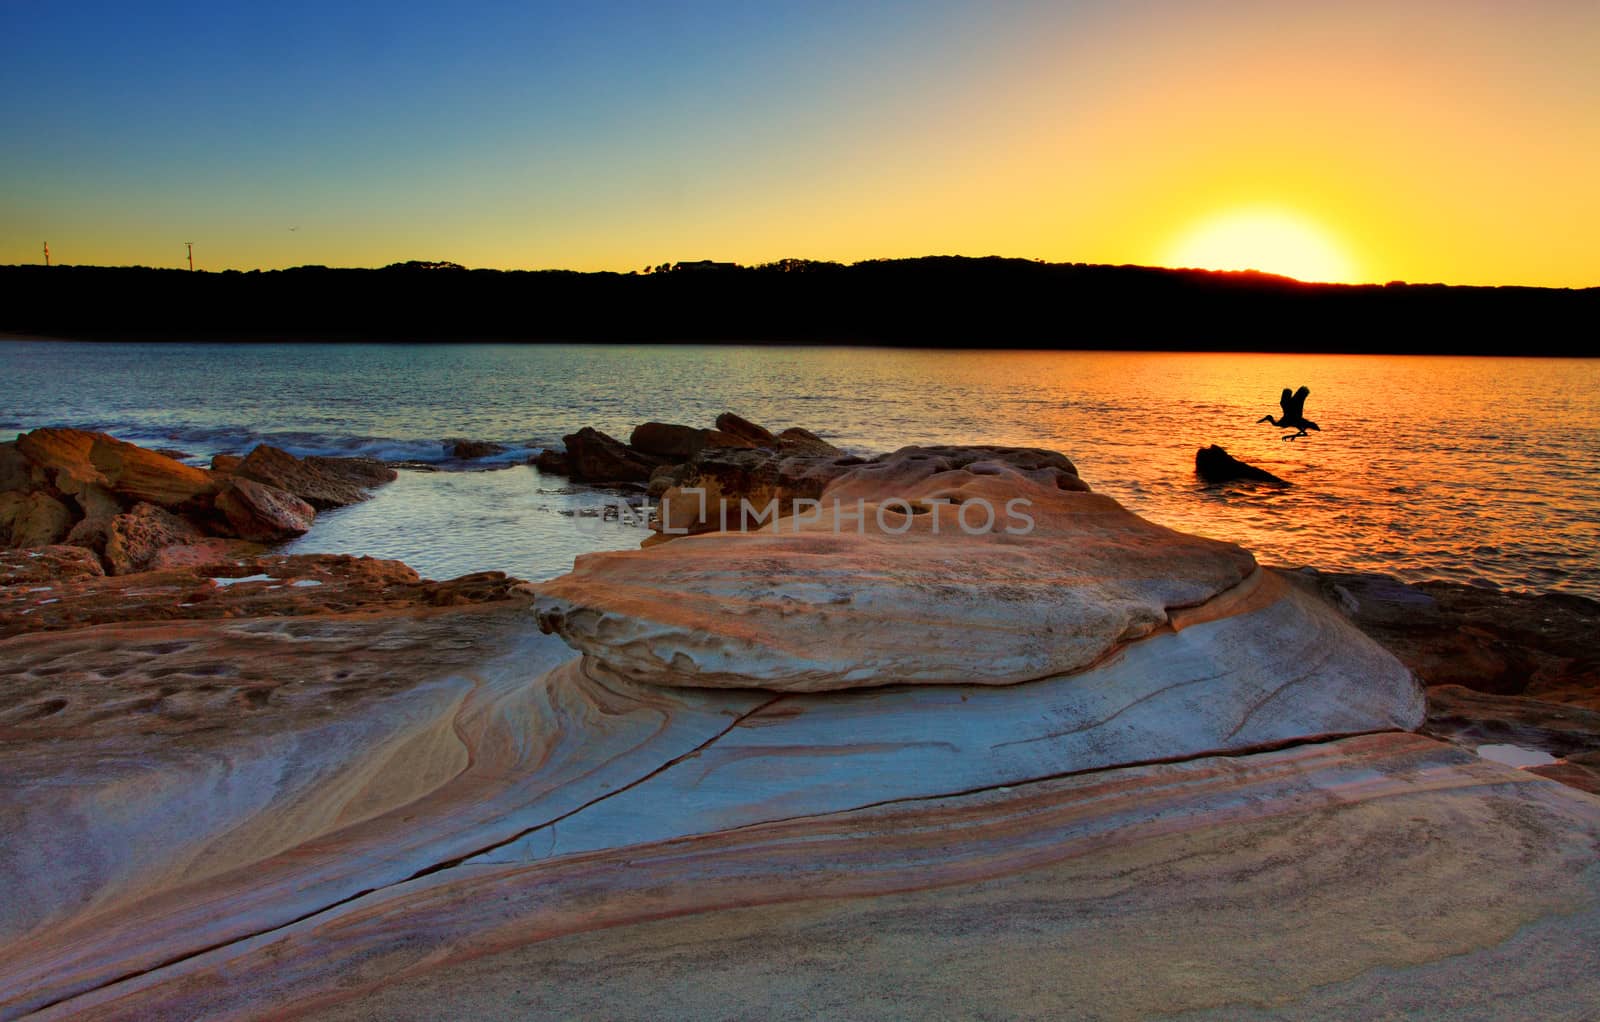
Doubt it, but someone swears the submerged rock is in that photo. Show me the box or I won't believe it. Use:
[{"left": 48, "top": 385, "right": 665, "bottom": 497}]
[
  {"left": 530, "top": 448, "right": 570, "bottom": 475},
  {"left": 1195, "top": 444, "right": 1289, "bottom": 485},
  {"left": 446, "top": 439, "right": 506, "bottom": 460}
]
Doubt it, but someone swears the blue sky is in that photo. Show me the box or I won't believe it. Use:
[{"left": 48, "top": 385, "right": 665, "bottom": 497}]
[{"left": 4, "top": 2, "right": 1597, "bottom": 284}]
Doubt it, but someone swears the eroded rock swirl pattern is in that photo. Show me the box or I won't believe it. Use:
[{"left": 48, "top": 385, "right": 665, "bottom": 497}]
[{"left": 2, "top": 447, "right": 1597, "bottom": 1021}]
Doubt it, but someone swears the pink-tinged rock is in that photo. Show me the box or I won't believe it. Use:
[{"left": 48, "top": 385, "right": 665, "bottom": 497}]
[
  {"left": 0, "top": 491, "right": 73, "bottom": 548},
  {"left": 0, "top": 545, "right": 105, "bottom": 585},
  {"left": 103, "top": 502, "right": 206, "bottom": 575},
  {"left": 215, "top": 478, "right": 315, "bottom": 541}
]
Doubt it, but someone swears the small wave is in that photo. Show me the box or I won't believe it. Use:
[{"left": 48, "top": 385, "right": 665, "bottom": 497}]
[{"left": 13, "top": 419, "right": 543, "bottom": 471}]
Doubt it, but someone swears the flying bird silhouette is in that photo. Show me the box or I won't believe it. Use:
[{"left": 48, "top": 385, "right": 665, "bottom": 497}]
[{"left": 1258, "top": 386, "right": 1319, "bottom": 440}]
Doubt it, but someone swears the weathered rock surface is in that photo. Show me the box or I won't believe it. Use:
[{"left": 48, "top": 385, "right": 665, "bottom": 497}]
[
  {"left": 538, "top": 462, "right": 1257, "bottom": 691},
  {"left": 0, "top": 545, "right": 105, "bottom": 586},
  {"left": 1309, "top": 568, "right": 1600, "bottom": 709},
  {"left": 86, "top": 433, "right": 217, "bottom": 509},
  {"left": 1195, "top": 443, "right": 1290, "bottom": 485},
  {"left": 510, "top": 571, "right": 1423, "bottom": 861},
  {"left": 103, "top": 502, "right": 204, "bottom": 575},
  {"left": 0, "top": 554, "right": 517, "bottom": 640},
  {"left": 214, "top": 478, "right": 316, "bottom": 542},
  {"left": 4, "top": 433, "right": 399, "bottom": 577},
  {"left": 1422, "top": 684, "right": 1600, "bottom": 795},
  {"left": 11, "top": 428, "right": 212, "bottom": 514}
]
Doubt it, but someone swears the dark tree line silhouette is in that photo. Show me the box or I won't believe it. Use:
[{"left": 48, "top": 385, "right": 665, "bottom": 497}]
[{"left": 2, "top": 257, "right": 1593, "bottom": 354}]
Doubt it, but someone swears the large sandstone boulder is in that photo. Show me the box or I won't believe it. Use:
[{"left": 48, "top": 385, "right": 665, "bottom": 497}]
[
  {"left": 215, "top": 478, "right": 315, "bottom": 541},
  {"left": 0, "top": 491, "right": 73, "bottom": 548},
  {"left": 14, "top": 428, "right": 104, "bottom": 495},
  {"left": 87, "top": 435, "right": 217, "bottom": 509},
  {"left": 562, "top": 427, "right": 662, "bottom": 483},
  {"left": 538, "top": 456, "right": 1264, "bottom": 691},
  {"left": 103, "top": 503, "right": 206, "bottom": 575}
]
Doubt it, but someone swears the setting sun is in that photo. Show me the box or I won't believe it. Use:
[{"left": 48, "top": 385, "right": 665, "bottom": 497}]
[{"left": 1166, "top": 209, "right": 1360, "bottom": 284}]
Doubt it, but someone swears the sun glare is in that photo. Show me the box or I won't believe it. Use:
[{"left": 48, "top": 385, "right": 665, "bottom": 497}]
[{"left": 1165, "top": 208, "right": 1360, "bottom": 283}]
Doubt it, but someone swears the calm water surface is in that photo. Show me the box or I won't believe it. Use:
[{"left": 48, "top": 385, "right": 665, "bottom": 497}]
[{"left": 3, "top": 341, "right": 1597, "bottom": 596}]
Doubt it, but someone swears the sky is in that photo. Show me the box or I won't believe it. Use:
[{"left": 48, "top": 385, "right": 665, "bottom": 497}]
[{"left": 3, "top": 1, "right": 1596, "bottom": 286}]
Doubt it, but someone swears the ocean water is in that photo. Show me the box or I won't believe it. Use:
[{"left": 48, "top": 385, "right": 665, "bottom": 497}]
[{"left": 3, "top": 340, "right": 1597, "bottom": 596}]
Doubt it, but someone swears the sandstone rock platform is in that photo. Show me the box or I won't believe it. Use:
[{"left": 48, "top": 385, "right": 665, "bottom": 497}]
[{"left": 2, "top": 441, "right": 1597, "bottom": 1021}]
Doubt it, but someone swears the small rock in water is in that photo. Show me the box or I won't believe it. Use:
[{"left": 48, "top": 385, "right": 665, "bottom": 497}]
[
  {"left": 446, "top": 439, "right": 507, "bottom": 460},
  {"left": 1195, "top": 444, "right": 1290, "bottom": 486}
]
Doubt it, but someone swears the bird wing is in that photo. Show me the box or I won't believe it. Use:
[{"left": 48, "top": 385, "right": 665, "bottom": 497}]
[
  {"left": 1285, "top": 386, "right": 1309, "bottom": 417},
  {"left": 1278, "top": 388, "right": 1293, "bottom": 413}
]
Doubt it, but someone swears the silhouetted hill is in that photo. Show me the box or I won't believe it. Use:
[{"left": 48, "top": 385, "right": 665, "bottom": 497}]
[{"left": 2, "top": 257, "right": 1594, "bottom": 354}]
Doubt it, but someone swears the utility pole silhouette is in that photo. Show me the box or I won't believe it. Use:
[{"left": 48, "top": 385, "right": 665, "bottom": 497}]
[
  {"left": 43, "top": 242, "right": 50, "bottom": 267},
  {"left": 185, "top": 242, "right": 194, "bottom": 271}
]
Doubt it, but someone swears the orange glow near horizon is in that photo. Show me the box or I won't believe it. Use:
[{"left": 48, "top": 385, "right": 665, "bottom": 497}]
[{"left": 3, "top": 4, "right": 1597, "bottom": 287}]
